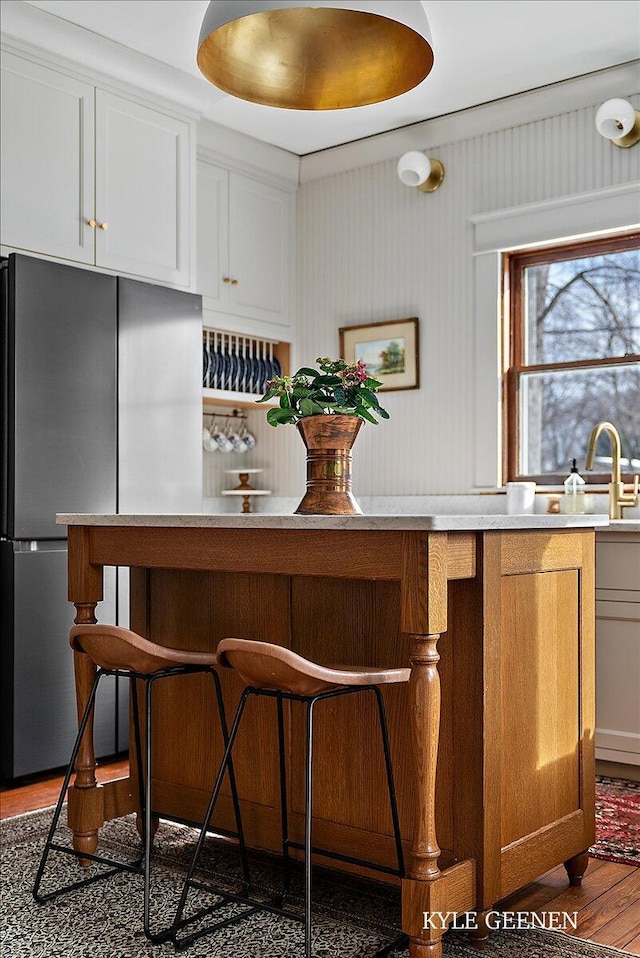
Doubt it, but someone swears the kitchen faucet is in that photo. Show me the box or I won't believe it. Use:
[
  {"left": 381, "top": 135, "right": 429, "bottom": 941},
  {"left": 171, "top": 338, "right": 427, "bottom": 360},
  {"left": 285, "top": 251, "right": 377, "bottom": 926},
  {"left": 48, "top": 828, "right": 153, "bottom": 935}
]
[{"left": 585, "top": 421, "right": 639, "bottom": 519}]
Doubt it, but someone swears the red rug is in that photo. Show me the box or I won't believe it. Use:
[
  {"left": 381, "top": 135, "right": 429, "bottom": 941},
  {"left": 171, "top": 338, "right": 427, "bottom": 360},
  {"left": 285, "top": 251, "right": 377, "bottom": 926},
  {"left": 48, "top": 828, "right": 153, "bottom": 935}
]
[{"left": 591, "top": 776, "right": 640, "bottom": 867}]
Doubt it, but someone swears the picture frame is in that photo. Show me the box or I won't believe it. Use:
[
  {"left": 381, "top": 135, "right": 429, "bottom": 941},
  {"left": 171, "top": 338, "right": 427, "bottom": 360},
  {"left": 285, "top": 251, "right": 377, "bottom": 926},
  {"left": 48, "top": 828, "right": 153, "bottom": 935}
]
[{"left": 339, "top": 317, "right": 419, "bottom": 392}]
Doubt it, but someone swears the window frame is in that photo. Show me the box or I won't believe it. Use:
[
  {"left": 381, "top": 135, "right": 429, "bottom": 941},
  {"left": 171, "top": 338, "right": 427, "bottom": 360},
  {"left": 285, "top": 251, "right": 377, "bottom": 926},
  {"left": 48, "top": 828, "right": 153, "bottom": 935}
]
[{"left": 504, "top": 230, "right": 640, "bottom": 485}]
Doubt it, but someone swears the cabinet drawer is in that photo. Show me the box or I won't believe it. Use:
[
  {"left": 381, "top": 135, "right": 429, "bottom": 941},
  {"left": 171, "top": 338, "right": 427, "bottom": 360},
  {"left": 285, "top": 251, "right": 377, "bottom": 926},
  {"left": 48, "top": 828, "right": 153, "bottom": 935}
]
[
  {"left": 596, "top": 540, "right": 640, "bottom": 592},
  {"left": 596, "top": 599, "right": 640, "bottom": 622}
]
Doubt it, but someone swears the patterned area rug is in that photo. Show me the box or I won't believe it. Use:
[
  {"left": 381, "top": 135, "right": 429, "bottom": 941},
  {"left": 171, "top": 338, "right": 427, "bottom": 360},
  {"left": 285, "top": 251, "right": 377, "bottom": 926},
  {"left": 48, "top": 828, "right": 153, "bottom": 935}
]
[
  {"left": 591, "top": 777, "right": 640, "bottom": 868},
  {"left": 0, "top": 807, "right": 633, "bottom": 958}
]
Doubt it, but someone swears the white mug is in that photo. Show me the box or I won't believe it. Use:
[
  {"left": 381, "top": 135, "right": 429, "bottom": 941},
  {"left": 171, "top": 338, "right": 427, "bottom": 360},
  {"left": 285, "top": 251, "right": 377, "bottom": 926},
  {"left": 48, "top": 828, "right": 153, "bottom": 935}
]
[{"left": 506, "top": 481, "right": 536, "bottom": 515}]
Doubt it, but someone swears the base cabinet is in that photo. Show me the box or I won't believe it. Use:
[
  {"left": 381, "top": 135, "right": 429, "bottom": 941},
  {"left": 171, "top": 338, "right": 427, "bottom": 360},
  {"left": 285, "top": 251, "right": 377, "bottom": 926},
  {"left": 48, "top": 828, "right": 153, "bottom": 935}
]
[
  {"left": 65, "top": 523, "right": 595, "bottom": 956},
  {"left": 1, "top": 51, "right": 192, "bottom": 287},
  {"left": 595, "top": 532, "right": 640, "bottom": 767}
]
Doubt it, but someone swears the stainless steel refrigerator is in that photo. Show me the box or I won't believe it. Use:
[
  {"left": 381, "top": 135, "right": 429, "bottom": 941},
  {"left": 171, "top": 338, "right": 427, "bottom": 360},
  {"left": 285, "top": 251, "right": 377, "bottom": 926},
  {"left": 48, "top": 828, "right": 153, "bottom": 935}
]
[{"left": 1, "top": 253, "right": 202, "bottom": 779}]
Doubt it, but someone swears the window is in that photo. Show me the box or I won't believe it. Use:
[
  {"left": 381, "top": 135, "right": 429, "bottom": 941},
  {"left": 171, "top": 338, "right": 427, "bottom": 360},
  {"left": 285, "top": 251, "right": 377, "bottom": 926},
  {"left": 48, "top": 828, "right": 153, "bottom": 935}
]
[{"left": 504, "top": 231, "right": 640, "bottom": 484}]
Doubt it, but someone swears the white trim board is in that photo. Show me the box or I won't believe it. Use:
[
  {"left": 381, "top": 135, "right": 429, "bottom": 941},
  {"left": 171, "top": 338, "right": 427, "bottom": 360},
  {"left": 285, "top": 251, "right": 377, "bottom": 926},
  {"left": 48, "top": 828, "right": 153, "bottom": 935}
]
[
  {"left": 472, "top": 183, "right": 640, "bottom": 253},
  {"left": 472, "top": 184, "right": 640, "bottom": 490},
  {"left": 300, "top": 61, "right": 640, "bottom": 181}
]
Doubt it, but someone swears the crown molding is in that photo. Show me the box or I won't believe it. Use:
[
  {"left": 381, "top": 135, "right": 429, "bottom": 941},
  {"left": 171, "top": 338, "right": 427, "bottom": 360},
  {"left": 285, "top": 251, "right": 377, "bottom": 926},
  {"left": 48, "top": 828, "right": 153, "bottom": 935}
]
[
  {"left": 300, "top": 61, "right": 640, "bottom": 182},
  {"left": 2, "top": 1, "right": 300, "bottom": 174},
  {"left": 197, "top": 125, "right": 299, "bottom": 190},
  {"left": 0, "top": 0, "right": 213, "bottom": 120}
]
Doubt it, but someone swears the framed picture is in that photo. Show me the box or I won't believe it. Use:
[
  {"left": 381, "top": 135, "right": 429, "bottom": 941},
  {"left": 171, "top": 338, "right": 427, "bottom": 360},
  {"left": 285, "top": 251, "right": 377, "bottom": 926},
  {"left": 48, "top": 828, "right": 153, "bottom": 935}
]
[{"left": 339, "top": 317, "right": 419, "bottom": 392}]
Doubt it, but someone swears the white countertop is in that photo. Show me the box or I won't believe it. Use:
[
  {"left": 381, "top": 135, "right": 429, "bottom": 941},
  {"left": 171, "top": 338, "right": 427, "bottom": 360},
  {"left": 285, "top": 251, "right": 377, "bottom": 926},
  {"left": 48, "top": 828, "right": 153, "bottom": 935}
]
[
  {"left": 57, "top": 513, "right": 610, "bottom": 532},
  {"left": 599, "top": 519, "right": 640, "bottom": 533}
]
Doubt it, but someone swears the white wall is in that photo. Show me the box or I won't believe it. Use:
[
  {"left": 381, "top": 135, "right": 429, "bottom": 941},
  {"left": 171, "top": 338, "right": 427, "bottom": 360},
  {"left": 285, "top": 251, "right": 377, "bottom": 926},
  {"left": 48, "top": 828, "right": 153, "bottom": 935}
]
[{"left": 245, "top": 63, "right": 640, "bottom": 499}]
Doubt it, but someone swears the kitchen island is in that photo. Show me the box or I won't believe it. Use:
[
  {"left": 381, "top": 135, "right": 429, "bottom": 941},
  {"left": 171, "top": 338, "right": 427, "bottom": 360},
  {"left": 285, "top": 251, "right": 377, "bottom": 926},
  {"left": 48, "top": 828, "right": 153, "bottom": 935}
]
[{"left": 59, "top": 512, "right": 607, "bottom": 956}]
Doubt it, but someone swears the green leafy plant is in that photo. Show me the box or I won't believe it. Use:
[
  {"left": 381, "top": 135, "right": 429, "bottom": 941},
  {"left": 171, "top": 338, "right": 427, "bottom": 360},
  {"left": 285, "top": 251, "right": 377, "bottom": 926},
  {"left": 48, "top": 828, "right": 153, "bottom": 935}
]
[{"left": 258, "top": 357, "right": 390, "bottom": 427}]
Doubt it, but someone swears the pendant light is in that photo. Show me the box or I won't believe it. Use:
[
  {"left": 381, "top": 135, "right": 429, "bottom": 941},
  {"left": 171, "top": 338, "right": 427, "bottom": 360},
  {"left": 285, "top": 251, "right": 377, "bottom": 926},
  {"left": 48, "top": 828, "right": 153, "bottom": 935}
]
[{"left": 197, "top": 0, "right": 435, "bottom": 111}]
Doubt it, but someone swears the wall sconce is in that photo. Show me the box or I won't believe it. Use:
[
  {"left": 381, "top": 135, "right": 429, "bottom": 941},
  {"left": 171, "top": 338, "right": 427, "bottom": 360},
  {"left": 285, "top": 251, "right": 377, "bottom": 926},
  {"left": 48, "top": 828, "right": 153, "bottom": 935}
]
[
  {"left": 595, "top": 98, "right": 640, "bottom": 148},
  {"left": 397, "top": 151, "right": 445, "bottom": 192}
]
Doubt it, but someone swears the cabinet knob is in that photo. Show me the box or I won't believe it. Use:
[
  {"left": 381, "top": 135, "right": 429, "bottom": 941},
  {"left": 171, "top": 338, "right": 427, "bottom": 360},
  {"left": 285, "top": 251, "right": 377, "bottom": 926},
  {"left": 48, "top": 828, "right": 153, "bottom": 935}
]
[
  {"left": 87, "top": 219, "right": 97, "bottom": 228},
  {"left": 231, "top": 278, "right": 238, "bottom": 285},
  {"left": 98, "top": 222, "right": 108, "bottom": 230},
  {"left": 223, "top": 276, "right": 231, "bottom": 283}
]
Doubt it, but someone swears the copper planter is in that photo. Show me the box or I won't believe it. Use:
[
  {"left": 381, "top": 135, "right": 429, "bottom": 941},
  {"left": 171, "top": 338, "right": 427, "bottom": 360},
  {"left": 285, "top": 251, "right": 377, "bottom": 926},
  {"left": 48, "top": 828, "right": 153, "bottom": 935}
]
[{"left": 294, "top": 414, "right": 363, "bottom": 516}]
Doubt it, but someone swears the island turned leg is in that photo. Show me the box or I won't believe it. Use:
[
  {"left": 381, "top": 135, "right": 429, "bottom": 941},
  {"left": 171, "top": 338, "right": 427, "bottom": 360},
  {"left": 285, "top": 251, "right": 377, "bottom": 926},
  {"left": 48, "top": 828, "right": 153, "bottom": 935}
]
[
  {"left": 67, "top": 602, "right": 100, "bottom": 865},
  {"left": 564, "top": 851, "right": 590, "bottom": 886},
  {"left": 469, "top": 911, "right": 490, "bottom": 950},
  {"left": 405, "top": 632, "right": 443, "bottom": 957},
  {"left": 65, "top": 526, "right": 105, "bottom": 866}
]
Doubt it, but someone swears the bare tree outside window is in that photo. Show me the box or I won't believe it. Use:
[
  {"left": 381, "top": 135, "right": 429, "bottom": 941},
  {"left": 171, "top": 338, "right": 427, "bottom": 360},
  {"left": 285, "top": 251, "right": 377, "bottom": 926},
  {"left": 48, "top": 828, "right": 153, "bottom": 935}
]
[{"left": 505, "top": 232, "right": 640, "bottom": 483}]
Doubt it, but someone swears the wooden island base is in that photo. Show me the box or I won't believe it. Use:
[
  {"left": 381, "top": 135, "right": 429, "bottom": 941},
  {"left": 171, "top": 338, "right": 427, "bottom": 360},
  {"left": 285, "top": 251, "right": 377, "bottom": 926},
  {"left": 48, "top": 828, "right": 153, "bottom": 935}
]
[{"left": 64, "top": 519, "right": 596, "bottom": 957}]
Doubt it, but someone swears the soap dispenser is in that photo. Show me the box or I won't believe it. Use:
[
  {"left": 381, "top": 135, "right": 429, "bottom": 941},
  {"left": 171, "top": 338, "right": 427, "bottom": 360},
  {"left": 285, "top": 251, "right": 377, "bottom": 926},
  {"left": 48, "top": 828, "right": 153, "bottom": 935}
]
[{"left": 562, "top": 459, "right": 586, "bottom": 514}]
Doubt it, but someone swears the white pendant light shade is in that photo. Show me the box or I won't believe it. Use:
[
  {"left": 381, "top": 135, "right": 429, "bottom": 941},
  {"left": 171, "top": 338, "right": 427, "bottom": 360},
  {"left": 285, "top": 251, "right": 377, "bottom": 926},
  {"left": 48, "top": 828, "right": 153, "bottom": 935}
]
[{"left": 197, "top": 0, "right": 435, "bottom": 111}]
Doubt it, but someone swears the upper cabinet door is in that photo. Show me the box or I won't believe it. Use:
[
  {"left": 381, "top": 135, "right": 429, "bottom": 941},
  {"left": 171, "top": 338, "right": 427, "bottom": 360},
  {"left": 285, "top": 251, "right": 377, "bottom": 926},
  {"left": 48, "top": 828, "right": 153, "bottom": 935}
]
[
  {"left": 0, "top": 53, "right": 94, "bottom": 264},
  {"left": 197, "top": 159, "right": 295, "bottom": 340},
  {"left": 228, "top": 172, "right": 293, "bottom": 332},
  {"left": 196, "top": 160, "right": 228, "bottom": 311},
  {"left": 95, "top": 91, "right": 191, "bottom": 287}
]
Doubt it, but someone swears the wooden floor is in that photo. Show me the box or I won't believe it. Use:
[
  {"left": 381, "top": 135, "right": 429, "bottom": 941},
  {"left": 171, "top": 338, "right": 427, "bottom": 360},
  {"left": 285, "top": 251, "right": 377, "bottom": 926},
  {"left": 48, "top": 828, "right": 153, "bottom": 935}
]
[{"left": 2, "top": 760, "right": 639, "bottom": 954}]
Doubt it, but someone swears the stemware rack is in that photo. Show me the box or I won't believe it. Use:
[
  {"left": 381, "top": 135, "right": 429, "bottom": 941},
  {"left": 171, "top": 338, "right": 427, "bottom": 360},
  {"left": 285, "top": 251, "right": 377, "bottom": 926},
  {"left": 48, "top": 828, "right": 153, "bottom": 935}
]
[{"left": 202, "top": 327, "right": 290, "bottom": 409}]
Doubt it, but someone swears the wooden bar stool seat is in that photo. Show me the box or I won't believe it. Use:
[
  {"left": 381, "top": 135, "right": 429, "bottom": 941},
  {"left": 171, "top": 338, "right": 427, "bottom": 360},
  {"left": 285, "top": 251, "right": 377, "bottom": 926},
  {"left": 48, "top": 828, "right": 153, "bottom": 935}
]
[
  {"left": 173, "top": 638, "right": 410, "bottom": 956},
  {"left": 69, "top": 623, "right": 227, "bottom": 673},
  {"left": 217, "top": 638, "right": 410, "bottom": 695},
  {"left": 33, "top": 624, "right": 249, "bottom": 944}
]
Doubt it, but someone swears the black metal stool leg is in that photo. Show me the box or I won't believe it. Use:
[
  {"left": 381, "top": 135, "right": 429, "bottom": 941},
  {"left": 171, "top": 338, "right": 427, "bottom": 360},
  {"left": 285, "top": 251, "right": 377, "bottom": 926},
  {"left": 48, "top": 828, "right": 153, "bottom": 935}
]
[
  {"left": 171, "top": 684, "right": 408, "bottom": 957},
  {"left": 210, "top": 668, "right": 250, "bottom": 888},
  {"left": 130, "top": 676, "right": 146, "bottom": 847},
  {"left": 172, "top": 688, "right": 253, "bottom": 940},
  {"left": 33, "top": 670, "right": 104, "bottom": 902},
  {"left": 276, "top": 693, "right": 292, "bottom": 903},
  {"left": 140, "top": 675, "right": 172, "bottom": 944},
  {"left": 142, "top": 677, "right": 155, "bottom": 940},
  {"left": 35, "top": 663, "right": 241, "bottom": 946},
  {"left": 372, "top": 687, "right": 405, "bottom": 878},
  {"left": 304, "top": 698, "right": 317, "bottom": 958},
  {"left": 143, "top": 677, "right": 152, "bottom": 934}
]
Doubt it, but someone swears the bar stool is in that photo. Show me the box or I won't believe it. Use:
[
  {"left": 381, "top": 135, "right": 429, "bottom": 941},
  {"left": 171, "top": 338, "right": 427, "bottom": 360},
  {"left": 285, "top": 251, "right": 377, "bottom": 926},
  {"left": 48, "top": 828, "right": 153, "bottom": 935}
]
[
  {"left": 173, "top": 638, "right": 410, "bottom": 957},
  {"left": 33, "top": 624, "right": 249, "bottom": 943}
]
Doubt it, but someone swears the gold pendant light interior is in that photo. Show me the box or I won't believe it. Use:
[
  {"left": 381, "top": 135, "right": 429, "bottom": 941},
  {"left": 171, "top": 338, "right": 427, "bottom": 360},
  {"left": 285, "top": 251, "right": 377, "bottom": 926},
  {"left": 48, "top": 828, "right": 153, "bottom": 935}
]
[{"left": 197, "top": 6, "right": 434, "bottom": 111}]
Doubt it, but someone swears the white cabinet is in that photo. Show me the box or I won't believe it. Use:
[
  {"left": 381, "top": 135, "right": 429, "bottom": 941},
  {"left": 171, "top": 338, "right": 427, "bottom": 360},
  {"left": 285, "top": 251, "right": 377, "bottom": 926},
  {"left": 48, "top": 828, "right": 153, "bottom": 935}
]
[
  {"left": 197, "top": 159, "right": 295, "bottom": 339},
  {"left": 94, "top": 92, "right": 190, "bottom": 285},
  {"left": 197, "top": 162, "right": 227, "bottom": 313},
  {"left": 1, "top": 53, "right": 95, "bottom": 265},
  {"left": 1, "top": 52, "right": 192, "bottom": 288},
  {"left": 595, "top": 532, "right": 640, "bottom": 767}
]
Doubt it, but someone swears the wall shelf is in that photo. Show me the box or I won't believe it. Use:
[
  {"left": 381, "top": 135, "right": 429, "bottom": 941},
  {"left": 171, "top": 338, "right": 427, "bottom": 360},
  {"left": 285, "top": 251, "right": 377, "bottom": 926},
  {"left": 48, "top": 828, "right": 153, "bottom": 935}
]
[
  {"left": 203, "top": 387, "right": 274, "bottom": 410},
  {"left": 202, "top": 327, "right": 289, "bottom": 411}
]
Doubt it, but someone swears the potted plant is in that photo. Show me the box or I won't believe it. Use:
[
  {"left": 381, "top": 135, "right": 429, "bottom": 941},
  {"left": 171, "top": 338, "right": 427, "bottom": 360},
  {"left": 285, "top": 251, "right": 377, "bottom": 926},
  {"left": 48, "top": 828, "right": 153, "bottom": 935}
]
[{"left": 258, "top": 357, "right": 389, "bottom": 515}]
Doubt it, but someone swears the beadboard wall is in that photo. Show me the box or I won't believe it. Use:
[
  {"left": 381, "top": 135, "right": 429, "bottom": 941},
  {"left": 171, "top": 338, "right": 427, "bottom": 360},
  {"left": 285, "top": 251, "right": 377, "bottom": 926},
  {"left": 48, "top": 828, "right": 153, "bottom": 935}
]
[{"left": 206, "top": 66, "right": 640, "bottom": 502}]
